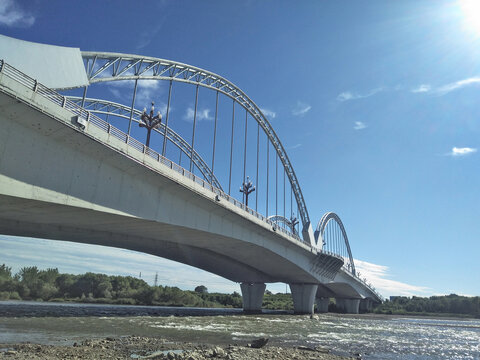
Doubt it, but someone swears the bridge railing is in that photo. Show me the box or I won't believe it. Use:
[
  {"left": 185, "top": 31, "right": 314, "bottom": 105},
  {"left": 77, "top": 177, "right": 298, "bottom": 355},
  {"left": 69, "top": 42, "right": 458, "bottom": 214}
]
[{"left": 0, "top": 60, "right": 303, "bottom": 244}]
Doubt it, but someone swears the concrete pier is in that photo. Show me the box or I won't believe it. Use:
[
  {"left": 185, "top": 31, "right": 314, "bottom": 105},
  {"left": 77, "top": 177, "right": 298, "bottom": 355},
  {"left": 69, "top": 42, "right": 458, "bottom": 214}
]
[
  {"left": 360, "top": 298, "right": 374, "bottom": 312},
  {"left": 315, "top": 297, "right": 330, "bottom": 313},
  {"left": 290, "top": 283, "right": 318, "bottom": 314},
  {"left": 335, "top": 298, "right": 361, "bottom": 314},
  {"left": 240, "top": 283, "right": 266, "bottom": 313}
]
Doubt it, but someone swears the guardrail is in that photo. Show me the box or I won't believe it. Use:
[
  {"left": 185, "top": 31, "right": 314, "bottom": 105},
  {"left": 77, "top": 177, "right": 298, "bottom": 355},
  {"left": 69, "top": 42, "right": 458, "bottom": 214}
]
[{"left": 0, "top": 60, "right": 304, "bottom": 243}]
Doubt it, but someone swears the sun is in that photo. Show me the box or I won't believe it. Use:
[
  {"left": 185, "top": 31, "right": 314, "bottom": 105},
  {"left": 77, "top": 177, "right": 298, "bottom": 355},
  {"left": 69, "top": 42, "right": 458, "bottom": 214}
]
[{"left": 458, "top": 0, "right": 480, "bottom": 35}]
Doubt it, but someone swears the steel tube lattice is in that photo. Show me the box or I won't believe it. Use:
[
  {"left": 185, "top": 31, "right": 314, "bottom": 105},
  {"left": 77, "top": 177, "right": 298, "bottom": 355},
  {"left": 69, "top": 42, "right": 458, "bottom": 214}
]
[
  {"left": 80, "top": 52, "right": 311, "bottom": 229},
  {"left": 315, "top": 212, "right": 356, "bottom": 276}
]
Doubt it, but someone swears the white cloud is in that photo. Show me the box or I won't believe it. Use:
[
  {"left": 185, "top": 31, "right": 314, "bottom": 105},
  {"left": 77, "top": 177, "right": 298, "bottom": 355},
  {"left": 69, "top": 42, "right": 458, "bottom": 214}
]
[
  {"left": 411, "top": 77, "right": 480, "bottom": 96},
  {"left": 353, "top": 121, "right": 367, "bottom": 130},
  {"left": 448, "top": 147, "right": 477, "bottom": 156},
  {"left": 354, "top": 259, "right": 430, "bottom": 297},
  {"left": 337, "top": 92, "right": 354, "bottom": 101},
  {"left": 0, "top": 0, "right": 35, "bottom": 27},
  {"left": 107, "top": 80, "right": 166, "bottom": 113},
  {"left": 337, "top": 87, "right": 384, "bottom": 102},
  {"left": 109, "top": 88, "right": 122, "bottom": 99},
  {"left": 184, "top": 107, "right": 213, "bottom": 122},
  {"left": 136, "top": 80, "right": 163, "bottom": 107},
  {"left": 436, "top": 77, "right": 480, "bottom": 95},
  {"left": 411, "top": 84, "right": 431, "bottom": 93},
  {"left": 288, "top": 143, "right": 302, "bottom": 150},
  {"left": 260, "top": 108, "right": 276, "bottom": 119},
  {"left": 292, "top": 101, "right": 312, "bottom": 116}
]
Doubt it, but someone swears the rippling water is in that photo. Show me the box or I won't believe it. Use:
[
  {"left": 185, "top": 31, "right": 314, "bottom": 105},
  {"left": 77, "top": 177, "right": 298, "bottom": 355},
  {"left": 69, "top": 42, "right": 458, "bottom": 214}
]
[{"left": 0, "top": 301, "right": 479, "bottom": 359}]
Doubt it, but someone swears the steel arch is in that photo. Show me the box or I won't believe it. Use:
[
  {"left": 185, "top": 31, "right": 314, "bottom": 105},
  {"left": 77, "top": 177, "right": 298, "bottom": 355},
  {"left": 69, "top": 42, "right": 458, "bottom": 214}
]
[
  {"left": 79, "top": 52, "right": 311, "bottom": 230},
  {"left": 315, "top": 212, "right": 356, "bottom": 275},
  {"left": 267, "top": 215, "right": 296, "bottom": 233},
  {"left": 66, "top": 96, "right": 222, "bottom": 190}
]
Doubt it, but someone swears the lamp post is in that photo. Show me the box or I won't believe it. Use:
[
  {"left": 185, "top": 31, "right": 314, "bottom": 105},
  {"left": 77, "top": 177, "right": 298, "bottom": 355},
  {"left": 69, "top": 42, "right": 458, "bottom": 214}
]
[
  {"left": 240, "top": 176, "right": 256, "bottom": 207},
  {"left": 290, "top": 215, "right": 299, "bottom": 235},
  {"left": 140, "top": 102, "right": 162, "bottom": 148}
]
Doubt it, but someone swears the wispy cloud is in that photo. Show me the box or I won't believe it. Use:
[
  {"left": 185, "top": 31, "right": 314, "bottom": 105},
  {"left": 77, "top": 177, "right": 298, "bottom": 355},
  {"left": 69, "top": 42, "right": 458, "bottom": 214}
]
[
  {"left": 337, "top": 87, "right": 384, "bottom": 102},
  {"left": 411, "top": 77, "right": 480, "bottom": 96},
  {"left": 184, "top": 107, "right": 213, "bottom": 122},
  {"left": 436, "top": 77, "right": 480, "bottom": 95},
  {"left": 353, "top": 121, "right": 367, "bottom": 130},
  {"left": 260, "top": 108, "right": 276, "bottom": 120},
  {"left": 292, "top": 101, "right": 312, "bottom": 116},
  {"left": 135, "top": 20, "right": 165, "bottom": 50},
  {"left": 0, "top": 0, "right": 35, "bottom": 27},
  {"left": 355, "top": 259, "right": 430, "bottom": 297},
  {"left": 136, "top": 80, "right": 163, "bottom": 106},
  {"left": 108, "top": 80, "right": 165, "bottom": 112},
  {"left": 288, "top": 143, "right": 302, "bottom": 150},
  {"left": 447, "top": 147, "right": 477, "bottom": 157},
  {"left": 411, "top": 84, "right": 431, "bottom": 93}
]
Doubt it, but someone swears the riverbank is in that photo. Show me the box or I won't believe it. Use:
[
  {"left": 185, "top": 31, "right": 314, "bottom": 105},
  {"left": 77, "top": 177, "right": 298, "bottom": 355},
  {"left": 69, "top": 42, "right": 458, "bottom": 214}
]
[{"left": 0, "top": 336, "right": 356, "bottom": 360}]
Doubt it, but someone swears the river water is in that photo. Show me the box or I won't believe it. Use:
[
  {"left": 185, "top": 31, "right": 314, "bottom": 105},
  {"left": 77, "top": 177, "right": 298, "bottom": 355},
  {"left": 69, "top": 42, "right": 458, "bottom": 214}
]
[{"left": 0, "top": 301, "right": 479, "bottom": 359}]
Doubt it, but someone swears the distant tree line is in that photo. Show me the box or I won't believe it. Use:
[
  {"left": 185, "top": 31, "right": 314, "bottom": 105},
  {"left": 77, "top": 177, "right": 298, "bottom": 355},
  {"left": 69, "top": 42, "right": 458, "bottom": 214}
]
[
  {"left": 3, "top": 264, "right": 478, "bottom": 317},
  {"left": 0, "top": 264, "right": 293, "bottom": 309},
  {"left": 375, "top": 294, "right": 480, "bottom": 317}
]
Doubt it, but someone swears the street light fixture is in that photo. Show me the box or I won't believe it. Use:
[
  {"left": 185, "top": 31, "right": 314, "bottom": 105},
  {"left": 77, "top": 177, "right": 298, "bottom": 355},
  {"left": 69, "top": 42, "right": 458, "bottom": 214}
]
[
  {"left": 240, "top": 176, "right": 256, "bottom": 207},
  {"left": 290, "top": 214, "right": 299, "bottom": 235},
  {"left": 140, "top": 101, "right": 162, "bottom": 148}
]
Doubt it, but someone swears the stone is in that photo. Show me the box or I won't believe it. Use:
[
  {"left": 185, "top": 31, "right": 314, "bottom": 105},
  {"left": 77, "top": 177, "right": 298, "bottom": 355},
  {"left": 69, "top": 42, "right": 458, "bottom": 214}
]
[
  {"left": 250, "top": 338, "right": 269, "bottom": 349},
  {"left": 213, "top": 347, "right": 225, "bottom": 357},
  {"left": 296, "top": 345, "right": 316, "bottom": 351}
]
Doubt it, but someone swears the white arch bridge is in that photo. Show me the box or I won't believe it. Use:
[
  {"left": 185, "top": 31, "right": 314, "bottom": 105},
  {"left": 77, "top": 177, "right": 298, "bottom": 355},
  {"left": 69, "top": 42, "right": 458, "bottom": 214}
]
[{"left": 0, "top": 35, "right": 381, "bottom": 313}]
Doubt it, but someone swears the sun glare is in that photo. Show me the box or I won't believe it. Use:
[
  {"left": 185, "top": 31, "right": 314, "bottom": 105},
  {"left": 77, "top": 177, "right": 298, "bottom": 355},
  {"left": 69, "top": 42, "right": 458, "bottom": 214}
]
[{"left": 459, "top": 0, "right": 480, "bottom": 35}]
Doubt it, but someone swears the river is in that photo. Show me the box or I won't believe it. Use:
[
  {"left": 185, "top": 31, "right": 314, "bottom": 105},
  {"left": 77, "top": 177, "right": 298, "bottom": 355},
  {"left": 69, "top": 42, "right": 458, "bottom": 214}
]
[{"left": 0, "top": 301, "right": 479, "bottom": 359}]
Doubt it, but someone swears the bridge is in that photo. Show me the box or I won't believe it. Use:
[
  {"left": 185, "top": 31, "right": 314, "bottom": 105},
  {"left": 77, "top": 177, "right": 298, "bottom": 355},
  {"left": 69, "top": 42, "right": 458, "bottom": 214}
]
[{"left": 0, "top": 35, "right": 381, "bottom": 314}]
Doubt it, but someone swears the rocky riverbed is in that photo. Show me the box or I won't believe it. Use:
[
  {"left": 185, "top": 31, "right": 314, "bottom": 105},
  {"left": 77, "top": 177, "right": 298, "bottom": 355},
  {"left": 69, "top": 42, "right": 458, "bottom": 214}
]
[{"left": 0, "top": 336, "right": 357, "bottom": 360}]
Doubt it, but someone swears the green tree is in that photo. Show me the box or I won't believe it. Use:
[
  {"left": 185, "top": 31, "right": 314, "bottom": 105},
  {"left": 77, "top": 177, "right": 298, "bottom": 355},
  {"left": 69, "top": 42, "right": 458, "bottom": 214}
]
[{"left": 194, "top": 285, "right": 208, "bottom": 294}]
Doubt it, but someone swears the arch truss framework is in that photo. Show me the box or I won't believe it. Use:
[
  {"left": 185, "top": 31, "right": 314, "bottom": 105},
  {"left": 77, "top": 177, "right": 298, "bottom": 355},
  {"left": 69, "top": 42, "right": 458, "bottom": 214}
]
[
  {"left": 79, "top": 52, "right": 312, "bottom": 238},
  {"left": 315, "top": 212, "right": 356, "bottom": 276}
]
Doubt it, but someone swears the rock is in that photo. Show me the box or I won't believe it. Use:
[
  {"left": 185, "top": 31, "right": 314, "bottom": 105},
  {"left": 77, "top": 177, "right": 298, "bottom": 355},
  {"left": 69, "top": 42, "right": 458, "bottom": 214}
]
[
  {"left": 309, "top": 314, "right": 319, "bottom": 320},
  {"left": 296, "top": 345, "right": 316, "bottom": 352},
  {"left": 250, "top": 338, "right": 269, "bottom": 349},
  {"left": 314, "top": 346, "right": 329, "bottom": 353},
  {"left": 166, "top": 351, "right": 175, "bottom": 360},
  {"left": 5, "top": 350, "right": 17, "bottom": 355},
  {"left": 213, "top": 347, "right": 225, "bottom": 357}
]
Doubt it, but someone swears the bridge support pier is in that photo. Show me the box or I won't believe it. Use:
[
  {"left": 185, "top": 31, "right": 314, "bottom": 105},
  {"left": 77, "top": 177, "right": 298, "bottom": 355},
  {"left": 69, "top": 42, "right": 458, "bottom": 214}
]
[
  {"left": 240, "top": 283, "right": 266, "bottom": 313},
  {"left": 289, "top": 283, "right": 318, "bottom": 314},
  {"left": 315, "top": 297, "right": 330, "bottom": 313},
  {"left": 335, "top": 298, "right": 360, "bottom": 314},
  {"left": 359, "top": 298, "right": 374, "bottom": 313}
]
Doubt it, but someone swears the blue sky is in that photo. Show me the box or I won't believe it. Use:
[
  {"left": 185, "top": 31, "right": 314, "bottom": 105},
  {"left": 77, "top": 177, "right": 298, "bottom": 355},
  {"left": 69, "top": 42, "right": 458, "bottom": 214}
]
[{"left": 1, "top": 0, "right": 479, "bottom": 297}]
